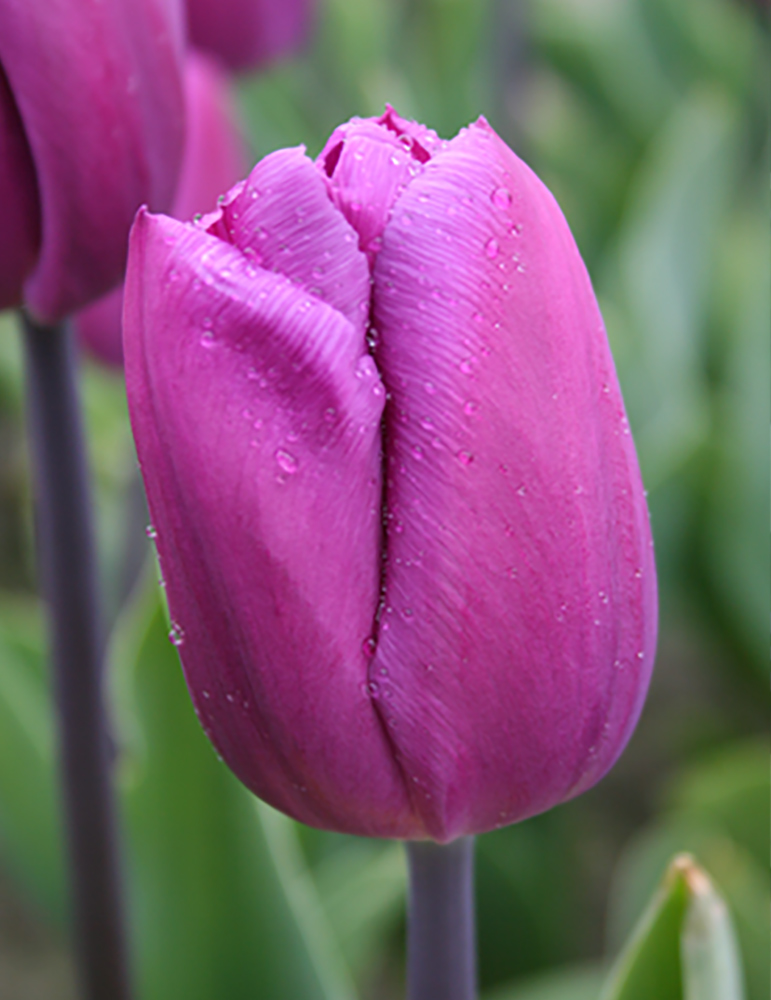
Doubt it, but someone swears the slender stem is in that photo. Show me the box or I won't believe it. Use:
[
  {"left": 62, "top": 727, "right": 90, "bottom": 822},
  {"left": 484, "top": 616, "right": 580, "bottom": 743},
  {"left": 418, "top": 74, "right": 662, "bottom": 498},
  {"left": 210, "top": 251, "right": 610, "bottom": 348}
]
[
  {"left": 406, "top": 836, "right": 477, "bottom": 1000},
  {"left": 21, "top": 314, "right": 132, "bottom": 1000}
]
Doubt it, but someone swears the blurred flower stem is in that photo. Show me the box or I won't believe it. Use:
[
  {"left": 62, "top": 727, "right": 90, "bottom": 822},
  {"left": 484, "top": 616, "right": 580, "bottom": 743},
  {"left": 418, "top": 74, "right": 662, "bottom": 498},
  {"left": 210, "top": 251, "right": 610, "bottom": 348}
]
[
  {"left": 406, "top": 836, "right": 477, "bottom": 1000},
  {"left": 21, "top": 313, "right": 132, "bottom": 1000}
]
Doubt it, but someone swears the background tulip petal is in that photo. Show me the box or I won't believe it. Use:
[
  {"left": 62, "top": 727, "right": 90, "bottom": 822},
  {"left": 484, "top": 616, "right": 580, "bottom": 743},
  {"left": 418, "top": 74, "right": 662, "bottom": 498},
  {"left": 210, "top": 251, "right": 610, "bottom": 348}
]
[
  {"left": 0, "top": 64, "right": 39, "bottom": 311},
  {"left": 0, "top": 0, "right": 186, "bottom": 322},
  {"left": 185, "top": 0, "right": 312, "bottom": 72},
  {"left": 368, "top": 120, "right": 658, "bottom": 841},
  {"left": 124, "top": 209, "right": 422, "bottom": 838},
  {"left": 77, "top": 49, "right": 247, "bottom": 368}
]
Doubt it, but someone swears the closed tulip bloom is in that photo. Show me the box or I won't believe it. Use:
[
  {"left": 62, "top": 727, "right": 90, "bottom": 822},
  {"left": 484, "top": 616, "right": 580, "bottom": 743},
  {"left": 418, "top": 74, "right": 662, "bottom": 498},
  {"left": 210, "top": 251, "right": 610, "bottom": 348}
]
[
  {"left": 0, "top": 0, "right": 185, "bottom": 321},
  {"left": 77, "top": 50, "right": 247, "bottom": 368},
  {"left": 185, "top": 0, "right": 312, "bottom": 72},
  {"left": 124, "top": 109, "right": 657, "bottom": 842}
]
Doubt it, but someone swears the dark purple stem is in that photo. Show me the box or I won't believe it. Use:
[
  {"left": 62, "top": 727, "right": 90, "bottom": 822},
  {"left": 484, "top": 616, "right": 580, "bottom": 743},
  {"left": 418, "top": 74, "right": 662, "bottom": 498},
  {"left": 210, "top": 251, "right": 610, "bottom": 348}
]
[
  {"left": 21, "top": 313, "right": 132, "bottom": 1000},
  {"left": 406, "top": 836, "right": 477, "bottom": 1000}
]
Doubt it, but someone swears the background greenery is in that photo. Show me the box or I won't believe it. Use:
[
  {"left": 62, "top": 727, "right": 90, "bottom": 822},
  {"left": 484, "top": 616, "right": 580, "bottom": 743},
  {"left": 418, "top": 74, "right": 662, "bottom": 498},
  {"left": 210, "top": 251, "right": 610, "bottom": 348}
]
[{"left": 0, "top": 0, "right": 767, "bottom": 996}]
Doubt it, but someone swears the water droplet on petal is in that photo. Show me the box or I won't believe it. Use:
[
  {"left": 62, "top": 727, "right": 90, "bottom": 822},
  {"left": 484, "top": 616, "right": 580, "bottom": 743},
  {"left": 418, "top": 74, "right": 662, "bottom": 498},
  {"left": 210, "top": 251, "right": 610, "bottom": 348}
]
[
  {"left": 485, "top": 238, "right": 500, "bottom": 260},
  {"left": 491, "top": 187, "right": 512, "bottom": 209},
  {"left": 275, "top": 449, "right": 298, "bottom": 474},
  {"left": 456, "top": 449, "right": 474, "bottom": 466},
  {"left": 145, "top": 524, "right": 157, "bottom": 540},
  {"left": 168, "top": 622, "right": 185, "bottom": 647},
  {"left": 362, "top": 637, "right": 376, "bottom": 658}
]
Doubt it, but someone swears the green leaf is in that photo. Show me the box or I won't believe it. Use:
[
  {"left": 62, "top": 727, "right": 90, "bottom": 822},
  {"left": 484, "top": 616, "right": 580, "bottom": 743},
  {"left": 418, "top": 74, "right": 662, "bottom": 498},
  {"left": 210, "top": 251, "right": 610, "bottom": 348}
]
[
  {"left": 601, "top": 854, "right": 744, "bottom": 1000},
  {"left": 681, "top": 865, "right": 744, "bottom": 1000},
  {"left": 484, "top": 963, "right": 606, "bottom": 1000},
  {"left": 111, "top": 577, "right": 356, "bottom": 1000},
  {"left": 0, "top": 596, "right": 65, "bottom": 921},
  {"left": 313, "top": 839, "right": 406, "bottom": 979}
]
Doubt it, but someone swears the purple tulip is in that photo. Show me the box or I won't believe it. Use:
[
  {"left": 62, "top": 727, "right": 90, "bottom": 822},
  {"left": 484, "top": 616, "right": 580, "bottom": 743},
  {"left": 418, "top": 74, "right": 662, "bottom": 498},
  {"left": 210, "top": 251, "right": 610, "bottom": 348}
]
[
  {"left": 124, "top": 109, "right": 657, "bottom": 842},
  {"left": 0, "top": 0, "right": 186, "bottom": 322},
  {"left": 77, "top": 49, "right": 247, "bottom": 368},
  {"left": 185, "top": 0, "right": 312, "bottom": 72}
]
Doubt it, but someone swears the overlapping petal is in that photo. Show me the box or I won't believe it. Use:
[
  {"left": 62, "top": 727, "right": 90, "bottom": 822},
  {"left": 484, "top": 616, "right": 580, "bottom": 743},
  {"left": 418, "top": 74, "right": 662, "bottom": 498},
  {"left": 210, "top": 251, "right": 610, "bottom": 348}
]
[
  {"left": 366, "top": 120, "right": 657, "bottom": 839},
  {"left": 125, "top": 188, "right": 420, "bottom": 836},
  {"left": 0, "top": 0, "right": 185, "bottom": 322}
]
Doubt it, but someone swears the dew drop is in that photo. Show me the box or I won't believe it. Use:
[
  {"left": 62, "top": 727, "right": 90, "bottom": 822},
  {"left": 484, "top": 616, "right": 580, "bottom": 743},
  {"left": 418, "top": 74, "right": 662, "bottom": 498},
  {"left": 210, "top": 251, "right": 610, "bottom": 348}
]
[
  {"left": 484, "top": 238, "right": 500, "bottom": 260},
  {"left": 424, "top": 381, "right": 437, "bottom": 395},
  {"left": 459, "top": 358, "right": 474, "bottom": 375},
  {"left": 463, "top": 400, "right": 478, "bottom": 416},
  {"left": 145, "top": 524, "right": 157, "bottom": 540},
  {"left": 491, "top": 187, "right": 512, "bottom": 209},
  {"left": 362, "top": 637, "right": 376, "bottom": 658},
  {"left": 168, "top": 622, "right": 185, "bottom": 647},
  {"left": 275, "top": 448, "right": 298, "bottom": 474},
  {"left": 225, "top": 693, "right": 235, "bottom": 703},
  {"left": 200, "top": 331, "right": 215, "bottom": 348},
  {"left": 411, "top": 445, "right": 424, "bottom": 461},
  {"left": 456, "top": 449, "right": 474, "bottom": 466},
  {"left": 202, "top": 690, "right": 210, "bottom": 699},
  {"left": 401, "top": 607, "right": 414, "bottom": 621}
]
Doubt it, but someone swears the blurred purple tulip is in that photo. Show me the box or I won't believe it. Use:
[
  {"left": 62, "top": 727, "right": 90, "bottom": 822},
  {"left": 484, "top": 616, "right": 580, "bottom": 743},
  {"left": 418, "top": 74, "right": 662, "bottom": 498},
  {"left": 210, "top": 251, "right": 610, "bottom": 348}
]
[
  {"left": 124, "top": 109, "right": 658, "bottom": 842},
  {"left": 0, "top": 0, "right": 186, "bottom": 322},
  {"left": 185, "top": 0, "right": 312, "bottom": 72},
  {"left": 77, "top": 49, "right": 247, "bottom": 368}
]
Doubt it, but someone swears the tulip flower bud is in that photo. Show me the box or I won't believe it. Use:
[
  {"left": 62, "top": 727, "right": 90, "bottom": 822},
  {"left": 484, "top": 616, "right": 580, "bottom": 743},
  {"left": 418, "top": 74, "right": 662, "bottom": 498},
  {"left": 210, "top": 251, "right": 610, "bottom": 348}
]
[
  {"left": 77, "top": 50, "right": 247, "bottom": 368},
  {"left": 185, "top": 0, "right": 313, "bottom": 72},
  {"left": 124, "top": 109, "right": 657, "bottom": 842},
  {"left": 0, "top": 0, "right": 185, "bottom": 321}
]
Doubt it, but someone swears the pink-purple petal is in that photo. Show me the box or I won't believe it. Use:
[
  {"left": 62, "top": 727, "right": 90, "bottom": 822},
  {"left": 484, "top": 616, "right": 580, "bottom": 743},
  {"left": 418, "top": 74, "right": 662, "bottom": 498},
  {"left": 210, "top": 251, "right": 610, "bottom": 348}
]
[
  {"left": 185, "top": 0, "right": 312, "bottom": 72},
  {"left": 0, "top": 61, "right": 39, "bottom": 310},
  {"left": 0, "top": 0, "right": 185, "bottom": 322},
  {"left": 368, "top": 120, "right": 657, "bottom": 840},
  {"left": 125, "top": 209, "right": 421, "bottom": 836}
]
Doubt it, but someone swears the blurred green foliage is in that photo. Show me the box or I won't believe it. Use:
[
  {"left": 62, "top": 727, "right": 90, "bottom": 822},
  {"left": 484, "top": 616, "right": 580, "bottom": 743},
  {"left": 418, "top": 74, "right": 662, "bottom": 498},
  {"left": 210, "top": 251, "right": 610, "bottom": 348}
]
[{"left": 0, "top": 0, "right": 767, "bottom": 996}]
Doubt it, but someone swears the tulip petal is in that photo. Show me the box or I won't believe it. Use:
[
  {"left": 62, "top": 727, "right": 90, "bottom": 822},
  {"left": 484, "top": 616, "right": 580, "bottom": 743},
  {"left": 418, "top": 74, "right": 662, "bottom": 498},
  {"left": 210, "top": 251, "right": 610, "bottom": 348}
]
[
  {"left": 316, "top": 109, "right": 445, "bottom": 267},
  {"left": 369, "top": 120, "right": 657, "bottom": 841},
  {"left": 210, "top": 147, "right": 371, "bottom": 333},
  {"left": 125, "top": 208, "right": 422, "bottom": 836},
  {"left": 185, "top": 0, "right": 312, "bottom": 72},
  {"left": 77, "top": 49, "right": 247, "bottom": 368},
  {"left": 0, "top": 0, "right": 185, "bottom": 321},
  {"left": 0, "top": 62, "right": 39, "bottom": 310}
]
